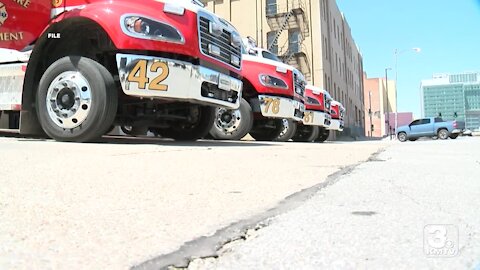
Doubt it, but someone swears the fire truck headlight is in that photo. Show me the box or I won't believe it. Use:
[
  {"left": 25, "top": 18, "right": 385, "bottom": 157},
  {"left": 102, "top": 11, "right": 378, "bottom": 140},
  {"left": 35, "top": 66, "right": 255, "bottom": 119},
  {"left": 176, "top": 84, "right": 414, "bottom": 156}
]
[
  {"left": 122, "top": 15, "right": 185, "bottom": 44},
  {"left": 231, "top": 55, "right": 240, "bottom": 66},
  {"left": 259, "top": 74, "right": 288, "bottom": 89},
  {"left": 231, "top": 32, "right": 242, "bottom": 48}
]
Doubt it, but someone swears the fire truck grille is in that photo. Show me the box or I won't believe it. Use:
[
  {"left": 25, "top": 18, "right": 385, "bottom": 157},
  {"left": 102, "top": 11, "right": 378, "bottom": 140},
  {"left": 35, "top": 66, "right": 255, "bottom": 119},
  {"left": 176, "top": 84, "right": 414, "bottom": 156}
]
[
  {"left": 293, "top": 72, "right": 305, "bottom": 97},
  {"left": 198, "top": 16, "right": 242, "bottom": 69}
]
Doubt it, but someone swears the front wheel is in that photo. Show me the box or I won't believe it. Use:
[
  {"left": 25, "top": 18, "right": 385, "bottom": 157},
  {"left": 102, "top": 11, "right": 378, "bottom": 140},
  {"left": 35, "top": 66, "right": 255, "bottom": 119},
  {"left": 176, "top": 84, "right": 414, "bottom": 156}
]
[
  {"left": 209, "top": 98, "right": 253, "bottom": 140},
  {"left": 249, "top": 119, "right": 283, "bottom": 141},
  {"left": 160, "top": 105, "right": 215, "bottom": 141},
  {"left": 438, "top": 129, "right": 449, "bottom": 140},
  {"left": 397, "top": 132, "right": 407, "bottom": 142},
  {"left": 275, "top": 119, "right": 297, "bottom": 142},
  {"left": 36, "top": 56, "right": 118, "bottom": 142},
  {"left": 315, "top": 127, "right": 330, "bottom": 143},
  {"left": 292, "top": 125, "right": 319, "bottom": 142}
]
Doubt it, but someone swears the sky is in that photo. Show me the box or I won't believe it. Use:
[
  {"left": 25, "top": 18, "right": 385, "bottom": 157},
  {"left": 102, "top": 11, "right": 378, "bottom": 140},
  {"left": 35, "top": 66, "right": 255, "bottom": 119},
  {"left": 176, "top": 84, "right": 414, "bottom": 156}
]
[{"left": 336, "top": 0, "right": 480, "bottom": 117}]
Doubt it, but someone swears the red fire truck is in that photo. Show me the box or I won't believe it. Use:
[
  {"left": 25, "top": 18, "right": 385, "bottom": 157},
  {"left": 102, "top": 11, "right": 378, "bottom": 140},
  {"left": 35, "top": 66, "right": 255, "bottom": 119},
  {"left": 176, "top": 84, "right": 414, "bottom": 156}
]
[
  {"left": 0, "top": 0, "right": 243, "bottom": 142},
  {"left": 297, "top": 85, "right": 333, "bottom": 142},
  {"left": 328, "top": 100, "right": 345, "bottom": 133},
  {"left": 277, "top": 85, "right": 332, "bottom": 142},
  {"left": 208, "top": 37, "right": 306, "bottom": 141}
]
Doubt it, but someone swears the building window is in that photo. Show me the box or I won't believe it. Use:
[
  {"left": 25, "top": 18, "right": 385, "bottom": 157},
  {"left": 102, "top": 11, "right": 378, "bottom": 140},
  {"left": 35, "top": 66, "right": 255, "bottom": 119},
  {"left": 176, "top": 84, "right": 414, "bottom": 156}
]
[
  {"left": 267, "top": 31, "right": 278, "bottom": 55},
  {"left": 266, "top": 0, "right": 277, "bottom": 16},
  {"left": 288, "top": 29, "right": 301, "bottom": 54}
]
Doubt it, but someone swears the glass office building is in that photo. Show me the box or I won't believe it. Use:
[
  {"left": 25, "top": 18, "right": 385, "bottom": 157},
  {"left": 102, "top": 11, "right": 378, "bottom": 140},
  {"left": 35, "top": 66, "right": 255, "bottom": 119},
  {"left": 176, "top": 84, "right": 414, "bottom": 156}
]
[{"left": 421, "top": 72, "right": 480, "bottom": 131}]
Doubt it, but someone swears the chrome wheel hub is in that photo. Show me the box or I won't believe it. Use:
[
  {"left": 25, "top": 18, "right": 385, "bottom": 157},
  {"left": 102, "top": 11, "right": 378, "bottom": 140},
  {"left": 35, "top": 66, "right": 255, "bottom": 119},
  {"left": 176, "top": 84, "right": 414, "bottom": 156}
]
[
  {"left": 214, "top": 108, "right": 242, "bottom": 134},
  {"left": 279, "top": 119, "right": 290, "bottom": 137},
  {"left": 46, "top": 71, "right": 92, "bottom": 129}
]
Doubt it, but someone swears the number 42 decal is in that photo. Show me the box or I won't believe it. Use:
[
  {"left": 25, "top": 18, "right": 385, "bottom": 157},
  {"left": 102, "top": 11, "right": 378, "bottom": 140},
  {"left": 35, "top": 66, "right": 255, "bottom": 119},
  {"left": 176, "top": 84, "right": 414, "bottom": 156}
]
[{"left": 127, "top": 59, "right": 169, "bottom": 91}]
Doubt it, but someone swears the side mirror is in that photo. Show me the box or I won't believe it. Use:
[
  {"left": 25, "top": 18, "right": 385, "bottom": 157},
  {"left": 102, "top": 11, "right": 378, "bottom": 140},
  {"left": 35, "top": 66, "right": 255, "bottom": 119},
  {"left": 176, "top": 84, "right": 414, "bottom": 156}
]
[{"left": 248, "top": 49, "right": 256, "bottom": 56}]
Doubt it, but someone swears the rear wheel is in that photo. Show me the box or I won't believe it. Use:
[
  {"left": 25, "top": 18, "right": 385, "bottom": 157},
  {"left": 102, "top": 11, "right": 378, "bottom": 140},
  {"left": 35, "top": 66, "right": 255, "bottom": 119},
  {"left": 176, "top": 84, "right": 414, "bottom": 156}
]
[
  {"left": 209, "top": 98, "right": 253, "bottom": 140},
  {"left": 275, "top": 119, "right": 297, "bottom": 142},
  {"left": 315, "top": 127, "right": 330, "bottom": 142},
  {"left": 438, "top": 129, "right": 449, "bottom": 140},
  {"left": 292, "top": 125, "right": 319, "bottom": 142},
  {"left": 249, "top": 119, "right": 283, "bottom": 141},
  {"left": 397, "top": 132, "right": 407, "bottom": 142},
  {"left": 36, "top": 56, "right": 117, "bottom": 142},
  {"left": 449, "top": 133, "right": 459, "bottom": 139},
  {"left": 160, "top": 105, "right": 215, "bottom": 141}
]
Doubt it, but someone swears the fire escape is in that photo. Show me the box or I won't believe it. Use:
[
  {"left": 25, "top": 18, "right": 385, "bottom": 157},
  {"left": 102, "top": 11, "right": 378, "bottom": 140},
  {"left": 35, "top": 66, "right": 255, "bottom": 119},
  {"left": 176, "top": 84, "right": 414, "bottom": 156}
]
[{"left": 266, "top": 0, "right": 311, "bottom": 81}]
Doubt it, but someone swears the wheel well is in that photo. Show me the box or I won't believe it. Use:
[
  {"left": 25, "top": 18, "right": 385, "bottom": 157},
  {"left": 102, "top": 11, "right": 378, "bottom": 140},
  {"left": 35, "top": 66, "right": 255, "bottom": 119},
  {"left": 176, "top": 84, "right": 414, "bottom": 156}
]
[
  {"left": 22, "top": 17, "right": 117, "bottom": 112},
  {"left": 241, "top": 78, "right": 258, "bottom": 100},
  {"left": 437, "top": 127, "right": 448, "bottom": 134}
]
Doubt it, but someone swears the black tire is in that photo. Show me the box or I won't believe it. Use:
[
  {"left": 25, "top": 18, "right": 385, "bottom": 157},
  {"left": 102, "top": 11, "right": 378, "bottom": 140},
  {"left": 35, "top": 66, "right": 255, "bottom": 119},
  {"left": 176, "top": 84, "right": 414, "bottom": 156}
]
[
  {"left": 249, "top": 119, "right": 283, "bottom": 141},
  {"left": 36, "top": 56, "right": 117, "bottom": 142},
  {"left": 121, "top": 125, "right": 148, "bottom": 136},
  {"left": 397, "top": 132, "right": 407, "bottom": 142},
  {"left": 160, "top": 105, "right": 215, "bottom": 141},
  {"left": 275, "top": 119, "right": 297, "bottom": 142},
  {"left": 449, "top": 134, "right": 459, "bottom": 139},
  {"left": 209, "top": 98, "right": 253, "bottom": 140},
  {"left": 315, "top": 127, "right": 330, "bottom": 142},
  {"left": 292, "top": 125, "right": 319, "bottom": 142},
  {"left": 437, "top": 129, "right": 449, "bottom": 140}
]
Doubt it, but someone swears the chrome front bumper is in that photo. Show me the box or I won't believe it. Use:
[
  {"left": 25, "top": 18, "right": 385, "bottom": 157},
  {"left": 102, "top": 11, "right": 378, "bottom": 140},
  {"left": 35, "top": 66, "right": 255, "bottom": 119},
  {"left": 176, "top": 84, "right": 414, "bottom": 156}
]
[
  {"left": 328, "top": 119, "right": 344, "bottom": 131},
  {"left": 116, "top": 53, "right": 242, "bottom": 109},
  {"left": 302, "top": 110, "right": 331, "bottom": 127},
  {"left": 252, "top": 95, "right": 305, "bottom": 121}
]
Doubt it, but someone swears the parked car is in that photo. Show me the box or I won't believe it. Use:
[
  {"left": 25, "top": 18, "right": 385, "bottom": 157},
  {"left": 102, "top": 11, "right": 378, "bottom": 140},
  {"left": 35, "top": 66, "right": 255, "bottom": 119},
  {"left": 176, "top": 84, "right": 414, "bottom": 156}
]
[{"left": 396, "top": 117, "right": 465, "bottom": 142}]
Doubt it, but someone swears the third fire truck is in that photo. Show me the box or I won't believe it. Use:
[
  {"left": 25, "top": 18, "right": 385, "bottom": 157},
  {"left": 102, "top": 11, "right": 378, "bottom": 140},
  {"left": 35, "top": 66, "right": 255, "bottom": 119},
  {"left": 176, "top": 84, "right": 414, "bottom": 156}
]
[
  {"left": 298, "top": 85, "right": 332, "bottom": 142},
  {"left": 328, "top": 100, "right": 345, "bottom": 134}
]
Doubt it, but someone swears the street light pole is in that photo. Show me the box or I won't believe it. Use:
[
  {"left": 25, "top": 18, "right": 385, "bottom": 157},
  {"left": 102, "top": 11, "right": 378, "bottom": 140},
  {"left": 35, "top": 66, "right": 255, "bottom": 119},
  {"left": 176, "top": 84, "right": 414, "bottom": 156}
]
[
  {"left": 369, "top": 91, "right": 372, "bottom": 137},
  {"left": 394, "top": 47, "right": 421, "bottom": 138},
  {"left": 385, "top": 68, "right": 392, "bottom": 138}
]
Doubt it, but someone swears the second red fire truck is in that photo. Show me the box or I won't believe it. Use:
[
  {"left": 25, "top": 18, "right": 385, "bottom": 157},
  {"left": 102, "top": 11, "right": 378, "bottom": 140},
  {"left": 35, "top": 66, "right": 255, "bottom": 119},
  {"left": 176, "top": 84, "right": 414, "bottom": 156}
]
[{"left": 208, "top": 37, "right": 306, "bottom": 141}]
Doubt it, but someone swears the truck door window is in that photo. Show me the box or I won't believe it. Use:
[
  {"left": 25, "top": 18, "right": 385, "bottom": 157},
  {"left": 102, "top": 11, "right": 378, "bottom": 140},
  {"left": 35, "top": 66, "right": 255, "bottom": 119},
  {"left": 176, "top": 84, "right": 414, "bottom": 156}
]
[
  {"left": 410, "top": 120, "right": 420, "bottom": 126},
  {"left": 421, "top": 119, "right": 431, "bottom": 125},
  {"left": 262, "top": 51, "right": 281, "bottom": 62},
  {"left": 434, "top": 117, "right": 445, "bottom": 123}
]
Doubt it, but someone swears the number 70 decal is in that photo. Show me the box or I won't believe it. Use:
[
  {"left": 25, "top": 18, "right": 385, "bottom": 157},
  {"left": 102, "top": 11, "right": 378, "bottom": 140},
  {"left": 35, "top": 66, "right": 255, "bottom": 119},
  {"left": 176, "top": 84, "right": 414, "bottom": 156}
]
[{"left": 127, "top": 59, "right": 169, "bottom": 91}]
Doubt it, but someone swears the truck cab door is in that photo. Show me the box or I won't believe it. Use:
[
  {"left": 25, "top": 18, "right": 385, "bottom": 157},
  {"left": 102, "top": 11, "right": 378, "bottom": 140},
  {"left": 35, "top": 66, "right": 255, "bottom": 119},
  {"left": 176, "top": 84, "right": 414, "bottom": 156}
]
[
  {"left": 0, "top": 0, "right": 52, "bottom": 50},
  {"left": 416, "top": 118, "right": 432, "bottom": 135}
]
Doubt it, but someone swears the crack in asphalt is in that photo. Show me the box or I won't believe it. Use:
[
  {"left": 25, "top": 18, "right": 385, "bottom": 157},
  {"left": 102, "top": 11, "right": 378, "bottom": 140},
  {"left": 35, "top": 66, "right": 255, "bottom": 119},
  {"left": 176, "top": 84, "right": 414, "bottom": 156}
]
[{"left": 131, "top": 148, "right": 386, "bottom": 270}]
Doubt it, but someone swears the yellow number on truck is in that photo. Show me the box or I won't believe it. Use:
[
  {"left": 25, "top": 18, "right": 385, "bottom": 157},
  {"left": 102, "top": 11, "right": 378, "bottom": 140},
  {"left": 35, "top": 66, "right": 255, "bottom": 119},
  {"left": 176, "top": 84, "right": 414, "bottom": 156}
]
[
  {"left": 127, "top": 60, "right": 169, "bottom": 91},
  {"left": 264, "top": 97, "right": 281, "bottom": 115},
  {"left": 304, "top": 111, "right": 314, "bottom": 123}
]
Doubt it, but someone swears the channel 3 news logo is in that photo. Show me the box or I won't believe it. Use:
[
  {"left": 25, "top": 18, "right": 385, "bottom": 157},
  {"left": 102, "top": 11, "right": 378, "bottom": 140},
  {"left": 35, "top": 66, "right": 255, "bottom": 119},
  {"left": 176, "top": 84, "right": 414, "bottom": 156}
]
[{"left": 424, "top": 224, "right": 458, "bottom": 257}]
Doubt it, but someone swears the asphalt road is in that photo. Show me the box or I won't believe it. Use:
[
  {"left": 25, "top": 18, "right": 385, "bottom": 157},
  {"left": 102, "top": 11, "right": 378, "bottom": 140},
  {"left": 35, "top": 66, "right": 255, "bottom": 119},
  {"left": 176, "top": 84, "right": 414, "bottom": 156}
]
[
  {"left": 185, "top": 137, "right": 480, "bottom": 270},
  {"left": 0, "top": 133, "right": 383, "bottom": 269}
]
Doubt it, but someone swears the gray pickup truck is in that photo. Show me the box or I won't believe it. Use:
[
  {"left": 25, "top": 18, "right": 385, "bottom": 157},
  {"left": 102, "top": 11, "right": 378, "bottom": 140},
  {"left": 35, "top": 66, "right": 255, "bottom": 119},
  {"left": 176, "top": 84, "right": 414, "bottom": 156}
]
[{"left": 396, "top": 117, "right": 465, "bottom": 142}]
